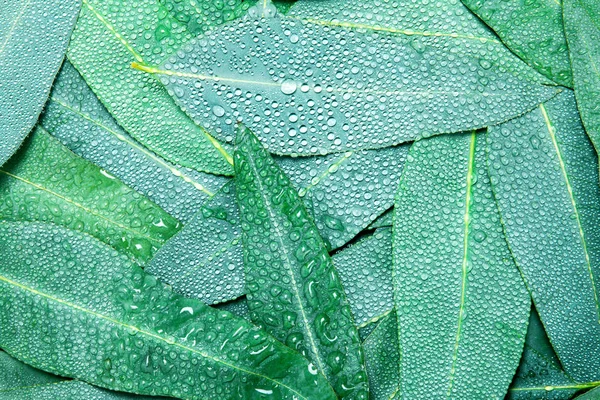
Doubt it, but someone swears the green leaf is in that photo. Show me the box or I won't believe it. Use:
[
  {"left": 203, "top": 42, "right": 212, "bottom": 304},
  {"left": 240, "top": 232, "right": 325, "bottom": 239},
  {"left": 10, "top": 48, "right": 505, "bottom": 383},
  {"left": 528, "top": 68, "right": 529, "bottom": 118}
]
[
  {"left": 362, "top": 311, "right": 400, "bottom": 400},
  {"left": 234, "top": 125, "right": 368, "bottom": 399},
  {"left": 41, "top": 60, "right": 227, "bottom": 224},
  {"left": 67, "top": 0, "right": 238, "bottom": 176},
  {"left": 487, "top": 90, "right": 600, "bottom": 381},
  {"left": 575, "top": 386, "right": 600, "bottom": 399},
  {"left": 148, "top": 143, "right": 407, "bottom": 304},
  {"left": 214, "top": 296, "right": 251, "bottom": 320},
  {"left": 0, "top": 220, "right": 337, "bottom": 400},
  {"left": 333, "top": 227, "right": 393, "bottom": 327},
  {"left": 151, "top": 0, "right": 557, "bottom": 156},
  {"left": 0, "top": 127, "right": 181, "bottom": 263},
  {"left": 393, "top": 132, "right": 530, "bottom": 398},
  {"left": 563, "top": 0, "right": 600, "bottom": 157},
  {"left": 367, "top": 208, "right": 393, "bottom": 229},
  {"left": 0, "top": 0, "right": 81, "bottom": 167},
  {"left": 508, "top": 306, "right": 579, "bottom": 400},
  {"left": 460, "top": 0, "right": 572, "bottom": 87},
  {"left": 0, "top": 351, "right": 61, "bottom": 392}
]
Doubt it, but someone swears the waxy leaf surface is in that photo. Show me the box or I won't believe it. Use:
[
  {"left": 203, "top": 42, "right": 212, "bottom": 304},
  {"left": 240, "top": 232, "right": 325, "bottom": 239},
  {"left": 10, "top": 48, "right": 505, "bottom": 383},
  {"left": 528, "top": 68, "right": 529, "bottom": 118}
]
[
  {"left": 0, "top": 0, "right": 81, "bottom": 166},
  {"left": 460, "top": 0, "right": 572, "bottom": 87},
  {"left": 0, "top": 127, "right": 181, "bottom": 263},
  {"left": 67, "top": 0, "right": 237, "bottom": 175},
  {"left": 0, "top": 221, "right": 336, "bottom": 400},
  {"left": 487, "top": 90, "right": 600, "bottom": 381},
  {"left": 155, "top": 0, "right": 556, "bottom": 156},
  {"left": 0, "top": 351, "right": 61, "bottom": 392},
  {"left": 42, "top": 61, "right": 227, "bottom": 224},
  {"left": 393, "top": 132, "right": 530, "bottom": 398},
  {"left": 234, "top": 126, "right": 368, "bottom": 399}
]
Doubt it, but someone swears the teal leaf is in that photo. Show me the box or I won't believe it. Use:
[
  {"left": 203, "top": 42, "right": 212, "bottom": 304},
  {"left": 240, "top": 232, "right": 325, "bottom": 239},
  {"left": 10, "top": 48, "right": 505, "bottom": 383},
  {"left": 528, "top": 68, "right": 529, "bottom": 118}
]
[
  {"left": 0, "top": 0, "right": 81, "bottom": 167},
  {"left": 487, "top": 90, "right": 600, "bottom": 381},
  {"left": 214, "top": 296, "right": 251, "bottom": 320},
  {"left": 460, "top": 0, "right": 572, "bottom": 87},
  {"left": 367, "top": 208, "right": 393, "bottom": 230},
  {"left": 0, "top": 221, "right": 337, "bottom": 400},
  {"left": 41, "top": 60, "right": 227, "bottom": 224},
  {"left": 575, "top": 386, "right": 600, "bottom": 399},
  {"left": 0, "top": 351, "right": 61, "bottom": 392},
  {"left": 151, "top": 0, "right": 557, "bottom": 156},
  {"left": 0, "top": 127, "right": 181, "bottom": 263},
  {"left": 563, "top": 0, "right": 600, "bottom": 158},
  {"left": 393, "top": 132, "right": 530, "bottom": 398},
  {"left": 67, "top": 0, "right": 234, "bottom": 175},
  {"left": 234, "top": 125, "right": 368, "bottom": 399}
]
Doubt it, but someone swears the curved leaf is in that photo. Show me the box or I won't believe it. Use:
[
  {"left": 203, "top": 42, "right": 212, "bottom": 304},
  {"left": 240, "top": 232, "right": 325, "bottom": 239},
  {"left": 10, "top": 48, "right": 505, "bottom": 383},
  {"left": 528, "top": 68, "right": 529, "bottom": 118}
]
[
  {"left": 563, "top": 0, "right": 600, "bottom": 157},
  {"left": 0, "top": 127, "right": 181, "bottom": 263},
  {"left": 393, "top": 132, "right": 530, "bottom": 398},
  {"left": 0, "top": 0, "right": 81, "bottom": 166},
  {"left": 0, "top": 221, "right": 337, "bottom": 400},
  {"left": 67, "top": 0, "right": 236, "bottom": 175},
  {"left": 151, "top": 0, "right": 557, "bottom": 156},
  {"left": 0, "top": 381, "right": 164, "bottom": 400},
  {"left": 575, "top": 386, "right": 600, "bottom": 400},
  {"left": 0, "top": 351, "right": 61, "bottom": 392},
  {"left": 487, "top": 90, "right": 600, "bottom": 381},
  {"left": 460, "top": 0, "right": 572, "bottom": 87},
  {"left": 234, "top": 125, "right": 368, "bottom": 399},
  {"left": 41, "top": 61, "right": 227, "bottom": 223}
]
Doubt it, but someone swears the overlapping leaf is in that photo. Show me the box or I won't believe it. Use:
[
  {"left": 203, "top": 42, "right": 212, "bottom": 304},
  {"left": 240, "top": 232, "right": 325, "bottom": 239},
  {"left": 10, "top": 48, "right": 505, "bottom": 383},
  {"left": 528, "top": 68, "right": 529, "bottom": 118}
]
[
  {"left": 487, "top": 90, "right": 600, "bottom": 381},
  {"left": 0, "top": 381, "right": 164, "bottom": 400},
  {"left": 0, "top": 127, "right": 181, "bottom": 263},
  {"left": 393, "top": 132, "right": 530, "bottom": 398},
  {"left": 0, "top": 351, "right": 61, "bottom": 392},
  {"left": 234, "top": 126, "right": 368, "bottom": 399},
  {"left": 0, "top": 221, "right": 336, "bottom": 400},
  {"left": 0, "top": 0, "right": 81, "bottom": 166}
]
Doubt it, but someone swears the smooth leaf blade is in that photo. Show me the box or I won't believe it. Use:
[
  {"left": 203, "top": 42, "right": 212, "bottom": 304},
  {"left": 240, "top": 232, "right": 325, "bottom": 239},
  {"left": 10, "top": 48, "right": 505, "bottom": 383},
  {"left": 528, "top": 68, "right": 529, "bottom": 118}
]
[
  {"left": 0, "top": 127, "right": 181, "bottom": 263},
  {"left": 460, "top": 0, "right": 572, "bottom": 87},
  {"left": 0, "top": 0, "right": 81, "bottom": 166},
  {"left": 154, "top": 0, "right": 557, "bottom": 156},
  {"left": 0, "top": 221, "right": 337, "bottom": 400},
  {"left": 0, "top": 351, "right": 61, "bottom": 392},
  {"left": 234, "top": 125, "right": 368, "bottom": 399},
  {"left": 67, "top": 0, "right": 235, "bottom": 175},
  {"left": 487, "top": 90, "right": 600, "bottom": 381},
  {"left": 0, "top": 380, "right": 165, "bottom": 400},
  {"left": 393, "top": 132, "right": 530, "bottom": 398}
]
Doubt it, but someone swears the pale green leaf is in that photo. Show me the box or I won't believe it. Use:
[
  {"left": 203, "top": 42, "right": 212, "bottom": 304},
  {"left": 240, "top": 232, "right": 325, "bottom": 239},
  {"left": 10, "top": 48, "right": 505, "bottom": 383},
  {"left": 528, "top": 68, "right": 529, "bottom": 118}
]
[
  {"left": 367, "top": 208, "right": 393, "bottom": 229},
  {"left": 393, "top": 132, "right": 530, "bottom": 398},
  {"left": 0, "top": 0, "right": 81, "bottom": 166}
]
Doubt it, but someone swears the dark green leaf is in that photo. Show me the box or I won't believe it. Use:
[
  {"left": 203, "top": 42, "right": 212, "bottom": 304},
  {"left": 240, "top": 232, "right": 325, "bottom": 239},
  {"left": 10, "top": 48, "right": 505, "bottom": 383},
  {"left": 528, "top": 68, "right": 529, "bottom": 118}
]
[
  {"left": 0, "top": 127, "right": 181, "bottom": 263},
  {"left": 487, "top": 90, "right": 600, "bottom": 381},
  {"left": 0, "top": 0, "right": 81, "bottom": 166},
  {"left": 0, "top": 351, "right": 61, "bottom": 392},
  {"left": 234, "top": 125, "right": 368, "bottom": 399},
  {"left": 575, "top": 386, "right": 600, "bottom": 399},
  {"left": 0, "top": 220, "right": 336, "bottom": 400},
  {"left": 393, "top": 132, "right": 530, "bottom": 398}
]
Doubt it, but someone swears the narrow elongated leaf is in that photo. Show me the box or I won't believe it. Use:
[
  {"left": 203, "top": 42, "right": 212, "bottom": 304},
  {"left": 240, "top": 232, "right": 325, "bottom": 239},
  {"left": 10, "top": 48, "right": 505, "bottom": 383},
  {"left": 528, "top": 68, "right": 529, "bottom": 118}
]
[
  {"left": 0, "top": 0, "right": 81, "bottom": 166},
  {"left": 152, "top": 0, "right": 557, "bottom": 156},
  {"left": 148, "top": 144, "right": 407, "bottom": 304},
  {"left": 508, "top": 307, "right": 579, "bottom": 400},
  {"left": 576, "top": 386, "right": 600, "bottom": 399},
  {"left": 0, "top": 221, "right": 337, "bottom": 400},
  {"left": 393, "top": 132, "right": 530, "bottom": 398},
  {"left": 0, "top": 127, "right": 181, "bottom": 263},
  {"left": 234, "top": 126, "right": 368, "bottom": 399},
  {"left": 0, "top": 351, "right": 61, "bottom": 392},
  {"left": 487, "top": 90, "right": 600, "bottom": 381},
  {"left": 563, "top": 0, "right": 600, "bottom": 157},
  {"left": 67, "top": 0, "right": 238, "bottom": 175},
  {"left": 0, "top": 381, "right": 165, "bottom": 400},
  {"left": 41, "top": 61, "right": 227, "bottom": 223},
  {"left": 460, "top": 0, "right": 572, "bottom": 87},
  {"left": 362, "top": 311, "right": 400, "bottom": 400}
]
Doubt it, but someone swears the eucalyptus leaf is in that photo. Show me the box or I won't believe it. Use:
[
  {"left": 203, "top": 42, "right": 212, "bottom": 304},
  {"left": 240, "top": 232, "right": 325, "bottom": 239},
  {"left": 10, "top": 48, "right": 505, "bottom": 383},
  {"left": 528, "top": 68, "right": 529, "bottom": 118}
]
[
  {"left": 67, "top": 0, "right": 238, "bottom": 176},
  {"left": 0, "top": 0, "right": 81, "bottom": 167},
  {"left": 234, "top": 125, "right": 368, "bottom": 399},
  {"left": 152, "top": 0, "right": 557, "bottom": 156},
  {"left": 0, "top": 220, "right": 337, "bottom": 400},
  {"left": 0, "top": 127, "right": 181, "bottom": 263},
  {"left": 575, "top": 386, "right": 600, "bottom": 400},
  {"left": 0, "top": 381, "right": 166, "bottom": 400},
  {"left": 487, "top": 90, "right": 600, "bottom": 381},
  {"left": 563, "top": 0, "right": 600, "bottom": 158},
  {"left": 393, "top": 132, "right": 530, "bottom": 398},
  {"left": 41, "top": 61, "right": 227, "bottom": 223},
  {"left": 366, "top": 208, "right": 393, "bottom": 230},
  {"left": 0, "top": 351, "right": 61, "bottom": 392},
  {"left": 460, "top": 0, "right": 572, "bottom": 87},
  {"left": 214, "top": 296, "right": 251, "bottom": 320}
]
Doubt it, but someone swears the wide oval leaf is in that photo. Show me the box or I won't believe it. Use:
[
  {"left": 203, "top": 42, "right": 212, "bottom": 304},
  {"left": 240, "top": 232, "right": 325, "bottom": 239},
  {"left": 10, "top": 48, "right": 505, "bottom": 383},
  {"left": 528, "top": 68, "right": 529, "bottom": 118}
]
[
  {"left": 0, "top": 0, "right": 81, "bottom": 166},
  {"left": 0, "top": 221, "right": 336, "bottom": 400},
  {"left": 393, "top": 132, "right": 530, "bottom": 398}
]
